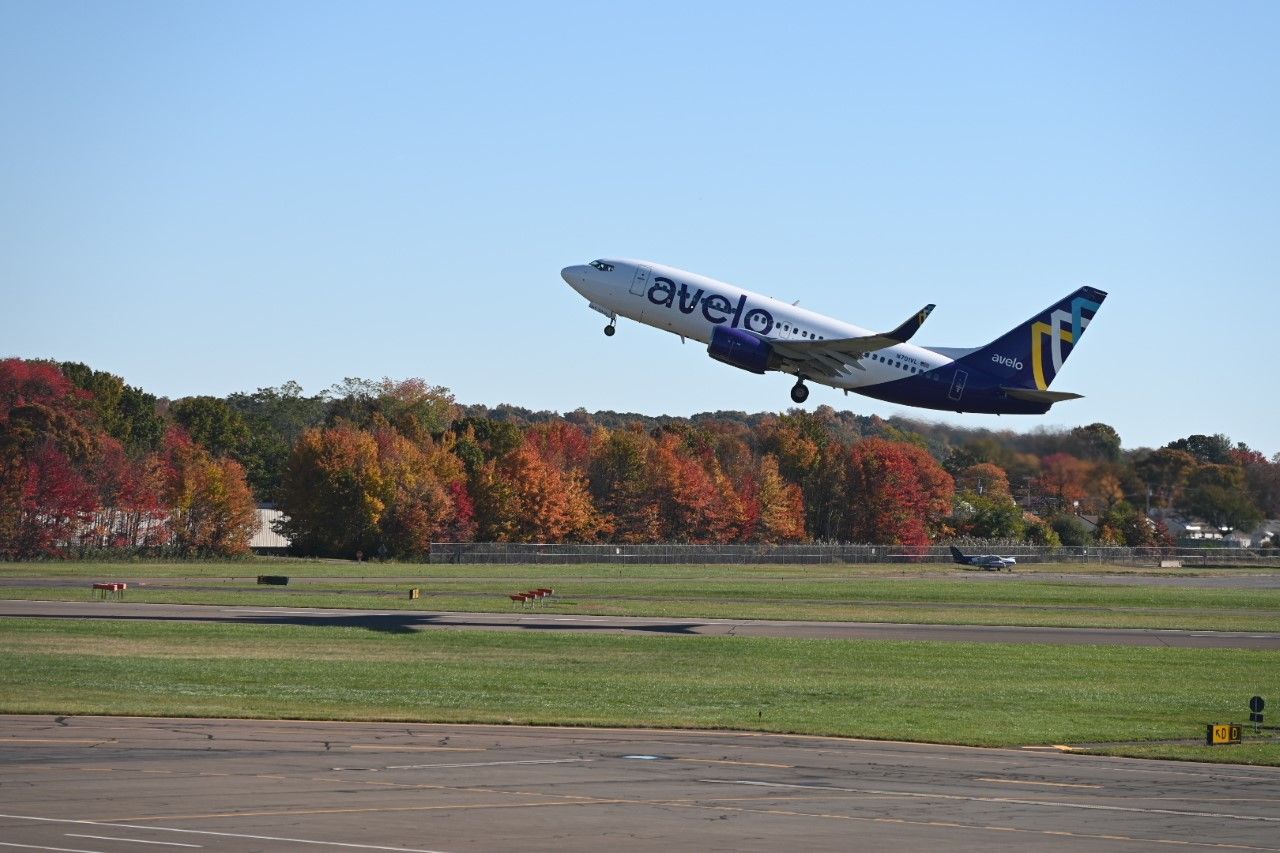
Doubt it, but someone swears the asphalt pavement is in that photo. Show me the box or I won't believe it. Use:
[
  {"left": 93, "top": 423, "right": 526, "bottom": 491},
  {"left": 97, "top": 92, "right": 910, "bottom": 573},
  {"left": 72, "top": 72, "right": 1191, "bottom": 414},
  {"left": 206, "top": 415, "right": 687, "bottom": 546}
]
[
  {"left": 2, "top": 598, "right": 1279, "bottom": 648},
  {"left": 2, "top": 715, "right": 1277, "bottom": 852}
]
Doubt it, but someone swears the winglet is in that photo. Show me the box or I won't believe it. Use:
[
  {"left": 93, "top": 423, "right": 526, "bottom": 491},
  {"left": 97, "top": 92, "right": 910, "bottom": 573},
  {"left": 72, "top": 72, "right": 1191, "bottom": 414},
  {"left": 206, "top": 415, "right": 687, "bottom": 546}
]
[{"left": 884, "top": 304, "right": 935, "bottom": 344}]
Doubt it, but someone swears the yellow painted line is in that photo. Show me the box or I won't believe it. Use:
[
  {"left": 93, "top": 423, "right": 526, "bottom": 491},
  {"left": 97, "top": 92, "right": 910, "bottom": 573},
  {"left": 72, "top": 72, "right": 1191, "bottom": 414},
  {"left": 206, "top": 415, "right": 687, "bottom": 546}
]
[
  {"left": 976, "top": 778, "right": 1102, "bottom": 789},
  {"left": 675, "top": 758, "right": 793, "bottom": 769},
  {"left": 349, "top": 744, "right": 481, "bottom": 752}
]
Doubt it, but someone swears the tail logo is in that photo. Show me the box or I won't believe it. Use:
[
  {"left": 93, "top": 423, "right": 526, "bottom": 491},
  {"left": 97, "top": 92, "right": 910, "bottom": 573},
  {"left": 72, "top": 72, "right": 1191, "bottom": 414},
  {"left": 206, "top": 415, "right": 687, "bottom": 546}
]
[
  {"left": 991, "top": 353, "right": 1023, "bottom": 370},
  {"left": 1031, "top": 294, "right": 1103, "bottom": 389}
]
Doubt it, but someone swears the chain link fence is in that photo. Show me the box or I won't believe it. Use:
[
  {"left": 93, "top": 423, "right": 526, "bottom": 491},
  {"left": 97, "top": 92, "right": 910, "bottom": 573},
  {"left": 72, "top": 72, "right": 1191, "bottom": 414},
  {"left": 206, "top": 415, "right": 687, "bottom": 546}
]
[{"left": 429, "top": 542, "right": 1280, "bottom": 567}]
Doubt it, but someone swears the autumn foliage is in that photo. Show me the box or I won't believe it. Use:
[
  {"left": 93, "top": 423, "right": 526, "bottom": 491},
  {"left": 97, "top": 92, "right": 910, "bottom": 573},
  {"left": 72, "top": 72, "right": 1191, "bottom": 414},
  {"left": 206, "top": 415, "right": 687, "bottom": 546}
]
[
  {"left": 0, "top": 359, "right": 257, "bottom": 560},
  {"left": 4, "top": 357, "right": 1278, "bottom": 560}
]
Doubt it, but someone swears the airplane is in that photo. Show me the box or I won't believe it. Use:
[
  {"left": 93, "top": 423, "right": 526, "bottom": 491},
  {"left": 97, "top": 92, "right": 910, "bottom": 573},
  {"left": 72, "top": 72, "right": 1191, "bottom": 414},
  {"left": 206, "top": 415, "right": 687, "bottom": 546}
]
[
  {"left": 560, "top": 259, "right": 1107, "bottom": 414},
  {"left": 949, "top": 546, "right": 1016, "bottom": 570}
]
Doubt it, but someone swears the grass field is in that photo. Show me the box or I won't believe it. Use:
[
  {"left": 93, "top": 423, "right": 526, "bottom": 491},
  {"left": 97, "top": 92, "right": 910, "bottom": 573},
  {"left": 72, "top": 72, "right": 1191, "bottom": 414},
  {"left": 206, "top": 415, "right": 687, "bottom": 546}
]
[
  {"left": 4, "top": 560, "right": 1278, "bottom": 765},
  {"left": 4, "top": 560, "right": 1279, "bottom": 631},
  {"left": 1, "top": 616, "right": 1276, "bottom": 764}
]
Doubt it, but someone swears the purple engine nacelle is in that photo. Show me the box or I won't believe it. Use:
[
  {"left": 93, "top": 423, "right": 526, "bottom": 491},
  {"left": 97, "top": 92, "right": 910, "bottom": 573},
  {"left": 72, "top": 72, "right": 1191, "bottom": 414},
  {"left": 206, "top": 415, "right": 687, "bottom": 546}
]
[{"left": 707, "top": 326, "right": 779, "bottom": 375}]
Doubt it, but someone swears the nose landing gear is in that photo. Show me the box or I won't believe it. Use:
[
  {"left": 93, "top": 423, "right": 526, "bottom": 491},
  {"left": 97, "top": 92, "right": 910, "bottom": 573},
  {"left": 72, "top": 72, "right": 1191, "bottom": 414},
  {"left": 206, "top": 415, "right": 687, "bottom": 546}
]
[
  {"left": 790, "top": 378, "right": 809, "bottom": 404},
  {"left": 603, "top": 321, "right": 616, "bottom": 337}
]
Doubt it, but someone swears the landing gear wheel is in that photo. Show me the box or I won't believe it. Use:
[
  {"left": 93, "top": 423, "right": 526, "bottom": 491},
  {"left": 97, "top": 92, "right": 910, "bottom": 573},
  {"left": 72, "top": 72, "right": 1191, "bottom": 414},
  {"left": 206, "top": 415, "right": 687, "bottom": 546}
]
[
  {"left": 790, "top": 380, "right": 809, "bottom": 404},
  {"left": 603, "top": 324, "right": 616, "bottom": 337}
]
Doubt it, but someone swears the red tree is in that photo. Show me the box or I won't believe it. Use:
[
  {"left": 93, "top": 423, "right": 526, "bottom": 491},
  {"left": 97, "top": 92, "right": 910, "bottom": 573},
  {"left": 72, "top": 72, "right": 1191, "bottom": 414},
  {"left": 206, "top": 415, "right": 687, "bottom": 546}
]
[{"left": 840, "top": 438, "right": 955, "bottom": 549}]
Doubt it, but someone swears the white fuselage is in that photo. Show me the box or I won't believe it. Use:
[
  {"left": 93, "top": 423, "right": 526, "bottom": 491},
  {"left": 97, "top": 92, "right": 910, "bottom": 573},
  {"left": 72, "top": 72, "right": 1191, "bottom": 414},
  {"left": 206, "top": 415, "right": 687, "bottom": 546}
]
[{"left": 561, "top": 258, "right": 954, "bottom": 392}]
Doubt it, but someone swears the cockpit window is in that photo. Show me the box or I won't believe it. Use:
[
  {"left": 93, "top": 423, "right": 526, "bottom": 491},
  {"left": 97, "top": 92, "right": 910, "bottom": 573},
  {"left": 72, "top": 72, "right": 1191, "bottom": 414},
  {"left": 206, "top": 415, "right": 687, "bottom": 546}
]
[{"left": 589, "top": 260, "right": 615, "bottom": 272}]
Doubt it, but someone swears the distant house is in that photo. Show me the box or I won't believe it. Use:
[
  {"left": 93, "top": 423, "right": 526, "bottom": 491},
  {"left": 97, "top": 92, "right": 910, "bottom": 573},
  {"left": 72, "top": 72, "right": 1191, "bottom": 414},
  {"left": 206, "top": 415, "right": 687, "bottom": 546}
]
[
  {"left": 1149, "top": 510, "right": 1225, "bottom": 541},
  {"left": 1240, "top": 520, "right": 1280, "bottom": 548},
  {"left": 252, "top": 505, "right": 290, "bottom": 553}
]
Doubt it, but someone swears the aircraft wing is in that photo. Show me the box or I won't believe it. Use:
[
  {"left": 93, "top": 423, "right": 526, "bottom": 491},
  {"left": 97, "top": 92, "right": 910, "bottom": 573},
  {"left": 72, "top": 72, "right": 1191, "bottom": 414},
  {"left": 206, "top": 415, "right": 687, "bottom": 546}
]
[{"left": 766, "top": 304, "right": 936, "bottom": 378}]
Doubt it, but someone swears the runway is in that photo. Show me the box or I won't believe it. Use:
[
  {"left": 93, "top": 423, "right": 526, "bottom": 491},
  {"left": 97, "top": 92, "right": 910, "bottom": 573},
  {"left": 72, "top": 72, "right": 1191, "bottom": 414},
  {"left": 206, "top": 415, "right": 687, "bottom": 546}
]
[
  {"left": 1, "top": 715, "right": 1277, "bottom": 852},
  {"left": 2, "top": 599, "right": 1279, "bottom": 648}
]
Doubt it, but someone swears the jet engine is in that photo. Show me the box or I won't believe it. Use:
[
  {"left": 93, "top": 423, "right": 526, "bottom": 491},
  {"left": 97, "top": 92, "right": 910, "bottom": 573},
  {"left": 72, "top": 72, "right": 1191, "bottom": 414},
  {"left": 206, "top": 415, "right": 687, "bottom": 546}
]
[{"left": 707, "top": 326, "right": 779, "bottom": 374}]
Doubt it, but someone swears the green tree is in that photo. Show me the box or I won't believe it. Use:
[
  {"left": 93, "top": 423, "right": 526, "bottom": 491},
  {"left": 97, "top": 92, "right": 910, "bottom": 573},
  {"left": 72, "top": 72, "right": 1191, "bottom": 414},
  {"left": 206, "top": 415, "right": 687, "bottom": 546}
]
[
  {"left": 1134, "top": 448, "right": 1197, "bottom": 509},
  {"left": 60, "top": 362, "right": 164, "bottom": 455},
  {"left": 170, "top": 396, "right": 249, "bottom": 459},
  {"left": 1068, "top": 423, "right": 1122, "bottom": 462},
  {"left": 1051, "top": 514, "right": 1091, "bottom": 547},
  {"left": 1097, "top": 500, "right": 1156, "bottom": 546},
  {"left": 1166, "top": 434, "right": 1233, "bottom": 465},
  {"left": 226, "top": 381, "right": 327, "bottom": 503},
  {"left": 956, "top": 492, "right": 1025, "bottom": 540},
  {"left": 1181, "top": 464, "right": 1263, "bottom": 532}
]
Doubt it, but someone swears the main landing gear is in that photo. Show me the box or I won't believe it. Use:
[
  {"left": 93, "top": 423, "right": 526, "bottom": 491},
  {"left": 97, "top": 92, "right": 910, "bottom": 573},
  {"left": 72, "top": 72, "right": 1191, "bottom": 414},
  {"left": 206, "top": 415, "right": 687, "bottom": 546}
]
[
  {"left": 790, "top": 378, "right": 809, "bottom": 404},
  {"left": 603, "top": 319, "right": 616, "bottom": 336}
]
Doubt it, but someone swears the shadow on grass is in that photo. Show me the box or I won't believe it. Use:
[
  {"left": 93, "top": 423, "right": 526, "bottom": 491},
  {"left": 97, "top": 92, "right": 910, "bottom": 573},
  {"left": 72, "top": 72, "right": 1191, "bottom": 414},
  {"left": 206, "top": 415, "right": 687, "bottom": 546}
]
[{"left": 12, "top": 611, "right": 704, "bottom": 636}]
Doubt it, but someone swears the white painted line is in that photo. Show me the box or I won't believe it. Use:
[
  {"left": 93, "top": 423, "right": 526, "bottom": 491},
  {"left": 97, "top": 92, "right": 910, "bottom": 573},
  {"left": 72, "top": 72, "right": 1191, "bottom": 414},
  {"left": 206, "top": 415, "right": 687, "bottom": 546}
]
[
  {"left": 699, "top": 781, "right": 1280, "bottom": 823},
  {"left": 0, "top": 816, "right": 449, "bottom": 853},
  {"left": 221, "top": 609, "right": 347, "bottom": 616},
  {"left": 385, "top": 758, "right": 592, "bottom": 770},
  {"left": 67, "top": 835, "right": 201, "bottom": 848},
  {"left": 975, "top": 778, "right": 1101, "bottom": 789},
  {"left": 0, "top": 843, "right": 106, "bottom": 853}
]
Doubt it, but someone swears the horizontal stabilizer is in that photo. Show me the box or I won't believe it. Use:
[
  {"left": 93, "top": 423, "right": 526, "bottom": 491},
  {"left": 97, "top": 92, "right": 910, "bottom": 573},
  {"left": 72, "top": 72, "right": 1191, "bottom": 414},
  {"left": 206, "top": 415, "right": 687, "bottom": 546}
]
[{"left": 1001, "top": 387, "right": 1083, "bottom": 403}]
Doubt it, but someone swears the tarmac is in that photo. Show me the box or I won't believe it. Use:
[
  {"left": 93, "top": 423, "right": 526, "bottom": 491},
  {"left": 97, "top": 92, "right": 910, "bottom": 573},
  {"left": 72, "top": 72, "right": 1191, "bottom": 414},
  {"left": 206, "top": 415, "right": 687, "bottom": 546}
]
[
  {"left": 2, "top": 598, "right": 1279, "bottom": 648},
  {"left": 1, "top": 715, "right": 1277, "bottom": 852}
]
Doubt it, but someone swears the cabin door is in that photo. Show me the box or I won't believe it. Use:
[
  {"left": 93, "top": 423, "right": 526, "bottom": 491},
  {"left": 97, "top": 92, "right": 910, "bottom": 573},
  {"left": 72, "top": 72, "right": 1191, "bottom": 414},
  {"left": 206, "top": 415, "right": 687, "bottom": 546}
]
[{"left": 629, "top": 265, "right": 651, "bottom": 296}]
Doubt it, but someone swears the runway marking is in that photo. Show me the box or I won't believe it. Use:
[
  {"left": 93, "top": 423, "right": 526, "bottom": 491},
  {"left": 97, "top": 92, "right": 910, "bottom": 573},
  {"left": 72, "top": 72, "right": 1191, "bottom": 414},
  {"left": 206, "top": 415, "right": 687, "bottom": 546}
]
[
  {"left": 221, "top": 608, "right": 350, "bottom": 615},
  {"left": 349, "top": 745, "right": 480, "bottom": 752},
  {"left": 0, "top": 815, "right": 450, "bottom": 853},
  {"left": 702, "top": 780, "right": 1280, "bottom": 822},
  {"left": 976, "top": 777, "right": 1102, "bottom": 789},
  {"left": 631, "top": 798, "right": 1280, "bottom": 851},
  {"left": 675, "top": 758, "right": 794, "bottom": 768},
  {"left": 66, "top": 834, "right": 202, "bottom": 848},
  {"left": 383, "top": 758, "right": 591, "bottom": 770},
  {"left": 104, "top": 800, "right": 627, "bottom": 821},
  {"left": 1, "top": 739, "right": 110, "bottom": 745},
  {"left": 0, "top": 843, "right": 108, "bottom": 853}
]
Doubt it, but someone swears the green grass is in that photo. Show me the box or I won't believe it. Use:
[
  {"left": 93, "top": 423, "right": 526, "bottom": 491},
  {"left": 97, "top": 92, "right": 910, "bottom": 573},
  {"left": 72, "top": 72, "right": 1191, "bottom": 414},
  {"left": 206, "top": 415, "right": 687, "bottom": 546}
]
[
  {"left": 7, "top": 558, "right": 1275, "bottom": 579},
  {"left": 1, "top": 616, "right": 1277, "bottom": 765},
  {"left": 5, "top": 562, "right": 1280, "bottom": 631}
]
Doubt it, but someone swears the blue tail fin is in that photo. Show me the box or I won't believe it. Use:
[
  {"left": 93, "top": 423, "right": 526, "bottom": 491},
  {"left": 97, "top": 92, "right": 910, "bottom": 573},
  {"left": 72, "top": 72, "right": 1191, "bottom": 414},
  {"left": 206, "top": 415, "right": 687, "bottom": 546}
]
[{"left": 958, "top": 286, "right": 1107, "bottom": 390}]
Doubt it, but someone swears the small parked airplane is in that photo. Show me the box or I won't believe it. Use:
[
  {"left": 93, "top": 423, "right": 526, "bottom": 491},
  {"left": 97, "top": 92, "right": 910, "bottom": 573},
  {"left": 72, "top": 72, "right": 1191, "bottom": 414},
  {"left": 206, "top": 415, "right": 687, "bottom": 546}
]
[
  {"left": 950, "top": 546, "right": 1017, "bottom": 570},
  {"left": 561, "top": 259, "right": 1106, "bottom": 414}
]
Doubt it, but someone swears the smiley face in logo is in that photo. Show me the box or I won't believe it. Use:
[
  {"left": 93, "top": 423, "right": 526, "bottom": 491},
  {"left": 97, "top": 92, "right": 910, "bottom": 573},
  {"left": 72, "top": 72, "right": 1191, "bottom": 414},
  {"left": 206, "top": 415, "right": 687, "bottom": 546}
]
[{"left": 742, "top": 307, "right": 775, "bottom": 335}]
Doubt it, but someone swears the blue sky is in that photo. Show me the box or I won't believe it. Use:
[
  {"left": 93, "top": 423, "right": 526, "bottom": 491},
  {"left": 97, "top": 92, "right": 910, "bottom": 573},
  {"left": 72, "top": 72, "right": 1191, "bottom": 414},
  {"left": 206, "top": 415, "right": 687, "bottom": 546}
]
[{"left": 3, "top": 2, "right": 1277, "bottom": 454}]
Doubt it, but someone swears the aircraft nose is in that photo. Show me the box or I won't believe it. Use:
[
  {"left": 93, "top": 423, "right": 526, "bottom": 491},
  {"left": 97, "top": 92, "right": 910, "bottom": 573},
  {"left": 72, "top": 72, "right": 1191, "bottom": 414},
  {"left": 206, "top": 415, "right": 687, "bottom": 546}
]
[{"left": 561, "top": 264, "right": 589, "bottom": 291}]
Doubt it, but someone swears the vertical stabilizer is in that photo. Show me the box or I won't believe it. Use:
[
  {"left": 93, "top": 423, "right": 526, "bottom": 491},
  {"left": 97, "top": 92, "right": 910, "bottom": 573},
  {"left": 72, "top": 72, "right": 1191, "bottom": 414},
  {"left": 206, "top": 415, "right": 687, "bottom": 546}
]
[{"left": 958, "top": 286, "right": 1107, "bottom": 389}]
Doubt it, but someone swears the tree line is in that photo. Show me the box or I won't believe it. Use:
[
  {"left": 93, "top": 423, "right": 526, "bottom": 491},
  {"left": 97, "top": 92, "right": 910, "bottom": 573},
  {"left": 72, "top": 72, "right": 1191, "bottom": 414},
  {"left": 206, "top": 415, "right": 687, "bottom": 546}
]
[{"left": 2, "top": 357, "right": 1277, "bottom": 560}]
